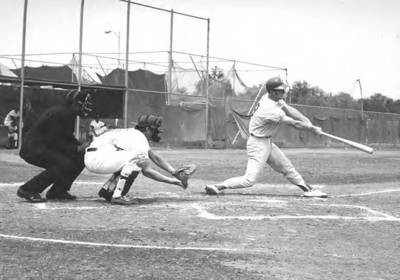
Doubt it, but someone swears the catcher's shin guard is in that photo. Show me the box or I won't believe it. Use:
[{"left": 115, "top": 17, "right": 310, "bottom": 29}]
[
  {"left": 121, "top": 171, "right": 139, "bottom": 197},
  {"left": 103, "top": 172, "right": 120, "bottom": 192}
]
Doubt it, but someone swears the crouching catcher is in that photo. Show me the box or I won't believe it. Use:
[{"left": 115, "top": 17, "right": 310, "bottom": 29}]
[{"left": 84, "top": 114, "right": 197, "bottom": 205}]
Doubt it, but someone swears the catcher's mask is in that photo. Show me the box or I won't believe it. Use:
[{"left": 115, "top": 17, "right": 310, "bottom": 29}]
[
  {"left": 135, "top": 114, "right": 163, "bottom": 142},
  {"left": 66, "top": 90, "right": 93, "bottom": 117}
]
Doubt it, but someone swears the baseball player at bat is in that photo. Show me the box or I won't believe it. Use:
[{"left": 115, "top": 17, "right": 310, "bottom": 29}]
[
  {"left": 205, "top": 77, "right": 328, "bottom": 198},
  {"left": 85, "top": 114, "right": 196, "bottom": 205}
]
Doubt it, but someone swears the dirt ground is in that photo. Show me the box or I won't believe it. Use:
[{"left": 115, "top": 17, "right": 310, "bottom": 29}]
[{"left": 1, "top": 148, "right": 400, "bottom": 279}]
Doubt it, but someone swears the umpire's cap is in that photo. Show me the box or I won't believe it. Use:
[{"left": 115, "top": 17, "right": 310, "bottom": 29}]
[{"left": 265, "top": 77, "right": 287, "bottom": 93}]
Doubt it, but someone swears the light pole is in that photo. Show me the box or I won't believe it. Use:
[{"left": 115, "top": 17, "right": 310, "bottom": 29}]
[
  {"left": 356, "top": 79, "right": 363, "bottom": 119},
  {"left": 104, "top": 30, "right": 121, "bottom": 67}
]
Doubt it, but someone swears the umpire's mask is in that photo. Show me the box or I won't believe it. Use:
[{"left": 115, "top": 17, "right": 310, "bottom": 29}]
[{"left": 66, "top": 90, "right": 93, "bottom": 117}]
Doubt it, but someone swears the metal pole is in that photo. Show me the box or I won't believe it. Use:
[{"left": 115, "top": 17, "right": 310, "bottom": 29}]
[
  {"left": 357, "top": 79, "right": 363, "bottom": 119},
  {"left": 117, "top": 31, "right": 121, "bottom": 67},
  {"left": 76, "top": 0, "right": 85, "bottom": 140},
  {"left": 18, "top": 0, "right": 28, "bottom": 151},
  {"left": 124, "top": 1, "right": 131, "bottom": 128},
  {"left": 285, "top": 69, "right": 290, "bottom": 104},
  {"left": 167, "top": 9, "right": 174, "bottom": 105},
  {"left": 232, "top": 61, "right": 236, "bottom": 93},
  {"left": 205, "top": 18, "right": 210, "bottom": 149},
  {"left": 71, "top": 53, "right": 75, "bottom": 82}
]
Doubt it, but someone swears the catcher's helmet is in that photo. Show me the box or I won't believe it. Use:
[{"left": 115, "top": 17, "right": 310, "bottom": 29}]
[
  {"left": 136, "top": 114, "right": 162, "bottom": 130},
  {"left": 265, "top": 77, "right": 287, "bottom": 93},
  {"left": 135, "top": 114, "right": 163, "bottom": 142}
]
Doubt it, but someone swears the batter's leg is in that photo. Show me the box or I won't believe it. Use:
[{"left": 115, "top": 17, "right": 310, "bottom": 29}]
[
  {"left": 213, "top": 137, "right": 272, "bottom": 191},
  {"left": 266, "top": 143, "right": 310, "bottom": 191}
]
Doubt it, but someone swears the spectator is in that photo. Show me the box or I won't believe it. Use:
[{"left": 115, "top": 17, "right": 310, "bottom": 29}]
[
  {"left": 88, "top": 114, "right": 107, "bottom": 141},
  {"left": 4, "top": 106, "right": 20, "bottom": 149}
]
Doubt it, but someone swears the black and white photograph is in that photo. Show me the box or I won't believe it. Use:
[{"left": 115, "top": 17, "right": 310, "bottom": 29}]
[{"left": 0, "top": 0, "right": 399, "bottom": 279}]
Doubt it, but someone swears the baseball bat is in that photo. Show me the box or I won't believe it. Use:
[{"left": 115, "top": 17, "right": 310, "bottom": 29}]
[{"left": 320, "top": 131, "right": 374, "bottom": 154}]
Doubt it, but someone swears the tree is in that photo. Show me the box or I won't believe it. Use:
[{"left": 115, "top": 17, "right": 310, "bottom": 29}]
[
  {"left": 194, "top": 67, "right": 234, "bottom": 98},
  {"left": 363, "top": 93, "right": 393, "bottom": 113},
  {"left": 327, "top": 92, "right": 359, "bottom": 109}
]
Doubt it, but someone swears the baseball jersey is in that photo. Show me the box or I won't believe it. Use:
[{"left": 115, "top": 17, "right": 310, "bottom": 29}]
[
  {"left": 90, "top": 128, "right": 150, "bottom": 156},
  {"left": 249, "top": 95, "right": 285, "bottom": 137},
  {"left": 4, "top": 109, "right": 19, "bottom": 127}
]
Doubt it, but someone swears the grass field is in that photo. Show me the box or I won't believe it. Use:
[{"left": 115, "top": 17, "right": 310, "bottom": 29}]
[{"left": 1, "top": 148, "right": 400, "bottom": 279}]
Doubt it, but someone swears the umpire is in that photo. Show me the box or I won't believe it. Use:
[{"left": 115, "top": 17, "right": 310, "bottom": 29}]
[{"left": 17, "top": 90, "right": 92, "bottom": 202}]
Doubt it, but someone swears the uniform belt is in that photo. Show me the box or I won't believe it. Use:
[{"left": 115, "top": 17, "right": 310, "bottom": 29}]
[
  {"left": 250, "top": 133, "right": 271, "bottom": 139},
  {"left": 86, "top": 147, "right": 97, "bottom": 152}
]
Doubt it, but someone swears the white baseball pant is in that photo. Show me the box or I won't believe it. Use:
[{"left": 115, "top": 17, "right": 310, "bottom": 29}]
[
  {"left": 220, "top": 136, "right": 306, "bottom": 189},
  {"left": 84, "top": 146, "right": 146, "bottom": 176}
]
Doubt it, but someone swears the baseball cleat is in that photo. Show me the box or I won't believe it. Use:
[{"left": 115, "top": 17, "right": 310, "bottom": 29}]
[
  {"left": 303, "top": 189, "right": 328, "bottom": 198},
  {"left": 110, "top": 196, "right": 139, "bottom": 205},
  {"left": 98, "top": 188, "right": 113, "bottom": 202},
  {"left": 46, "top": 191, "right": 77, "bottom": 201},
  {"left": 205, "top": 185, "right": 223, "bottom": 195},
  {"left": 17, "top": 187, "right": 46, "bottom": 203}
]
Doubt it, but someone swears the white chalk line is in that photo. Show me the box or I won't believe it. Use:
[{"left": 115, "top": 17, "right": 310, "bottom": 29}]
[
  {"left": 334, "top": 188, "right": 400, "bottom": 197},
  {"left": 2, "top": 181, "right": 400, "bottom": 198},
  {"left": 311, "top": 203, "right": 400, "bottom": 221},
  {"left": 191, "top": 203, "right": 400, "bottom": 222},
  {"left": 0, "top": 233, "right": 262, "bottom": 254},
  {"left": 34, "top": 203, "right": 105, "bottom": 210},
  {"left": 0, "top": 180, "right": 103, "bottom": 187}
]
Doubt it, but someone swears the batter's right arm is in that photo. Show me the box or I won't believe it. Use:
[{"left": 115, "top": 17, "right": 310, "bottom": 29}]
[
  {"left": 280, "top": 102, "right": 312, "bottom": 125},
  {"left": 281, "top": 116, "right": 321, "bottom": 135}
]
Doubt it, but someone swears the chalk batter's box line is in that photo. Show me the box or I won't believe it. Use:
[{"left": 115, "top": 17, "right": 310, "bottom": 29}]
[
  {"left": 0, "top": 233, "right": 264, "bottom": 254},
  {"left": 2, "top": 181, "right": 400, "bottom": 198},
  {"left": 30, "top": 200, "right": 400, "bottom": 222},
  {"left": 190, "top": 202, "right": 400, "bottom": 222}
]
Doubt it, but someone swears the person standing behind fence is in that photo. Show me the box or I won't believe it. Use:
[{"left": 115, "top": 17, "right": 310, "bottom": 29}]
[
  {"left": 88, "top": 114, "right": 108, "bottom": 141},
  {"left": 17, "top": 90, "right": 92, "bottom": 203},
  {"left": 205, "top": 77, "right": 328, "bottom": 198},
  {"left": 4, "top": 106, "right": 20, "bottom": 149}
]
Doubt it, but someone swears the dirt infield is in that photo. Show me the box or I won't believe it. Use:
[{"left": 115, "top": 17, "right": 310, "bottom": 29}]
[{"left": 1, "top": 148, "right": 400, "bottom": 279}]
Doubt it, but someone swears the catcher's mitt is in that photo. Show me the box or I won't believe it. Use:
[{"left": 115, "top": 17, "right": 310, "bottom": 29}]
[{"left": 173, "top": 164, "right": 197, "bottom": 189}]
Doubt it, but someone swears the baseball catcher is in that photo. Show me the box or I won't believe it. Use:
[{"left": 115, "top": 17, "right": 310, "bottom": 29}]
[{"left": 84, "top": 114, "right": 197, "bottom": 205}]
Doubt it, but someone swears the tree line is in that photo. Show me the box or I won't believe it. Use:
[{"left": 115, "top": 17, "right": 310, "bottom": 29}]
[{"left": 193, "top": 67, "right": 400, "bottom": 114}]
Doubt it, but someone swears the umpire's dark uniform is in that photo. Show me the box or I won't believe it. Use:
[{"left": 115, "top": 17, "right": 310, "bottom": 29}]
[{"left": 17, "top": 91, "right": 91, "bottom": 202}]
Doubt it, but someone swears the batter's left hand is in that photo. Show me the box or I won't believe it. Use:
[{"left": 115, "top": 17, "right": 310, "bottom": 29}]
[{"left": 311, "top": 126, "right": 322, "bottom": 135}]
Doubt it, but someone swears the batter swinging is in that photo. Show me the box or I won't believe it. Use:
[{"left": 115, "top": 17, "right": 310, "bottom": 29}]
[{"left": 205, "top": 77, "right": 328, "bottom": 198}]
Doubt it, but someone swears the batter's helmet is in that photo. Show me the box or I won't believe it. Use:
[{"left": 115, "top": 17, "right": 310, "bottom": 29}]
[{"left": 265, "top": 77, "right": 287, "bottom": 93}]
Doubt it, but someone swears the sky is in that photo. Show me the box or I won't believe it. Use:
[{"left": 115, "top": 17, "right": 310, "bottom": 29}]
[{"left": 0, "top": 0, "right": 399, "bottom": 99}]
